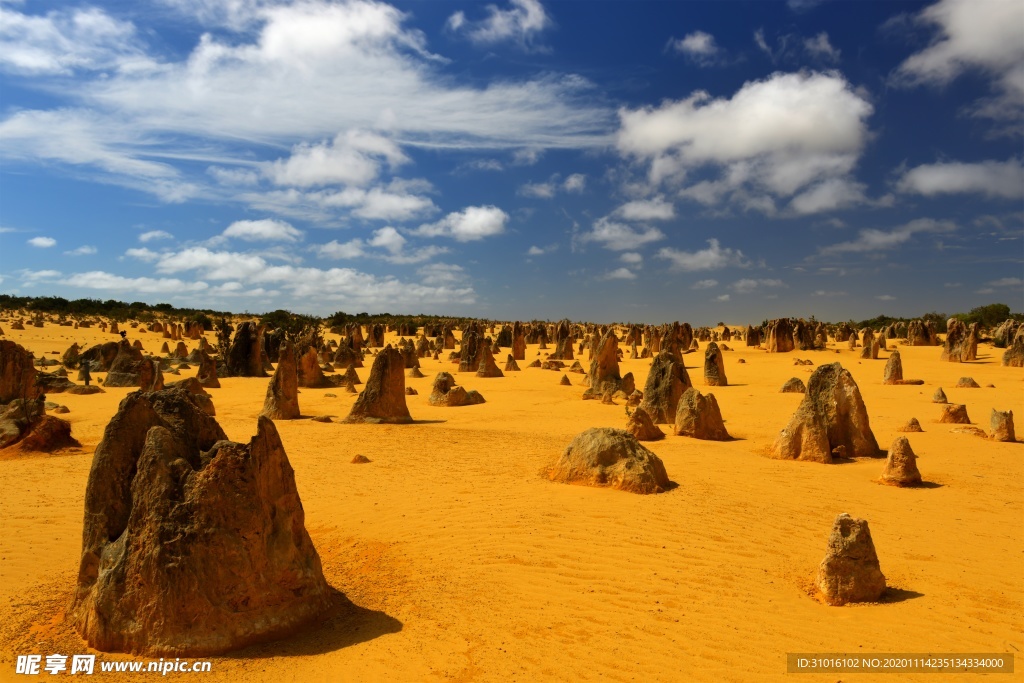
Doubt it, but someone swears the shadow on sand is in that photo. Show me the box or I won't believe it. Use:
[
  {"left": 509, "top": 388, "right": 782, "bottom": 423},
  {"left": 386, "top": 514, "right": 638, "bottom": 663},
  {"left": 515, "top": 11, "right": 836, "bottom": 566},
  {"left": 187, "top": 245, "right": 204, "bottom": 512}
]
[
  {"left": 881, "top": 587, "right": 925, "bottom": 604},
  {"left": 230, "top": 589, "right": 403, "bottom": 659}
]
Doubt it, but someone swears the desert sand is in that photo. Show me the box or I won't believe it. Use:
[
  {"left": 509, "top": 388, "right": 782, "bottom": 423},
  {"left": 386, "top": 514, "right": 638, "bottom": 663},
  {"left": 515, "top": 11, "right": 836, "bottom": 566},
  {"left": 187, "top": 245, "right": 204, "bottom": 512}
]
[{"left": 0, "top": 320, "right": 1021, "bottom": 682}]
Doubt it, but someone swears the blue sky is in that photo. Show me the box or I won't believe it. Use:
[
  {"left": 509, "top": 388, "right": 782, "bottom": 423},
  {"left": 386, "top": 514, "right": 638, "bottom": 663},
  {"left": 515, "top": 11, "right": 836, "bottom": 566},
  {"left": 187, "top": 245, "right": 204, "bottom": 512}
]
[{"left": 1, "top": 0, "right": 1021, "bottom": 323}]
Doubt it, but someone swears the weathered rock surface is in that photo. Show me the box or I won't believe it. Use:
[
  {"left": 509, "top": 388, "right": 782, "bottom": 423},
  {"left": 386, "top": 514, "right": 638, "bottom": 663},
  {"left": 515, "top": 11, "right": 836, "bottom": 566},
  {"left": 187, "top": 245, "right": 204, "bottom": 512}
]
[
  {"left": 770, "top": 363, "right": 880, "bottom": 463},
  {"left": 703, "top": 342, "right": 727, "bottom": 387},
  {"left": 880, "top": 436, "right": 922, "bottom": 487},
  {"left": 938, "top": 404, "right": 970, "bottom": 424},
  {"left": 343, "top": 346, "right": 412, "bottom": 424},
  {"left": 638, "top": 353, "right": 692, "bottom": 424},
  {"left": 261, "top": 342, "right": 300, "bottom": 420},
  {"left": 544, "top": 428, "right": 670, "bottom": 494},
  {"left": 428, "top": 372, "right": 485, "bottom": 407},
  {"left": 780, "top": 377, "right": 806, "bottom": 393},
  {"left": 625, "top": 407, "right": 664, "bottom": 441},
  {"left": 816, "top": 514, "right": 886, "bottom": 606},
  {"left": 673, "top": 387, "right": 729, "bottom": 440},
  {"left": 68, "top": 387, "right": 331, "bottom": 655},
  {"left": 990, "top": 409, "right": 1015, "bottom": 442}
]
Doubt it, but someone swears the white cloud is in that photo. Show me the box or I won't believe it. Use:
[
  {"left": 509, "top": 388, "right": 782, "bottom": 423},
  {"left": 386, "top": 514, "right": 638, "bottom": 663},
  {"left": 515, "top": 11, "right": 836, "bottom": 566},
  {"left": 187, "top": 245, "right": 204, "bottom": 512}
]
[
  {"left": 714, "top": 293, "right": 730, "bottom": 302},
  {"left": 818, "top": 218, "right": 956, "bottom": 255},
  {"left": 139, "top": 229, "right": 173, "bottom": 242},
  {"left": 518, "top": 182, "right": 556, "bottom": 198},
  {"left": 0, "top": 0, "right": 610, "bottom": 205},
  {"left": 804, "top": 32, "right": 840, "bottom": 62},
  {"left": 448, "top": 0, "right": 552, "bottom": 51},
  {"left": 0, "top": 6, "right": 147, "bottom": 75},
  {"left": 512, "top": 148, "right": 545, "bottom": 166},
  {"left": 527, "top": 244, "right": 558, "bottom": 256},
  {"left": 64, "top": 245, "right": 97, "bottom": 256},
  {"left": 414, "top": 205, "right": 508, "bottom": 241},
  {"left": 368, "top": 226, "right": 405, "bottom": 254},
  {"left": 789, "top": 178, "right": 867, "bottom": 214},
  {"left": 207, "top": 165, "right": 260, "bottom": 186},
  {"left": 876, "top": 294, "right": 896, "bottom": 301},
  {"left": 61, "top": 271, "right": 209, "bottom": 293},
  {"left": 418, "top": 262, "right": 467, "bottom": 286},
  {"left": 892, "top": 0, "right": 1024, "bottom": 124},
  {"left": 668, "top": 31, "right": 722, "bottom": 66},
  {"left": 563, "top": 173, "right": 586, "bottom": 192},
  {"left": 691, "top": 279, "right": 718, "bottom": 289},
  {"left": 897, "top": 159, "right": 1024, "bottom": 199},
  {"left": 20, "top": 269, "right": 62, "bottom": 281},
  {"left": 988, "top": 277, "right": 1023, "bottom": 287},
  {"left": 577, "top": 217, "right": 665, "bottom": 252},
  {"left": 731, "top": 278, "right": 786, "bottom": 294},
  {"left": 614, "top": 196, "right": 675, "bottom": 221},
  {"left": 317, "top": 239, "right": 366, "bottom": 260},
  {"left": 263, "top": 130, "right": 408, "bottom": 188},
  {"left": 655, "top": 239, "right": 747, "bottom": 271},
  {"left": 125, "top": 247, "right": 161, "bottom": 262},
  {"left": 620, "top": 252, "right": 643, "bottom": 265},
  {"left": 812, "top": 289, "right": 847, "bottom": 297},
  {"left": 27, "top": 236, "right": 56, "bottom": 248},
  {"left": 221, "top": 218, "right": 303, "bottom": 243},
  {"left": 617, "top": 71, "right": 873, "bottom": 214},
  {"left": 603, "top": 267, "right": 637, "bottom": 281}
]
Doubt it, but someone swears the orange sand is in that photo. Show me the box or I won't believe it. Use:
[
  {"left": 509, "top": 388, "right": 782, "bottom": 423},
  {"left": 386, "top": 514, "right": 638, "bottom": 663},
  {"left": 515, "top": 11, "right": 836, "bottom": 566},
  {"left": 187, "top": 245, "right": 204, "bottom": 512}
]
[{"left": 0, "top": 322, "right": 1021, "bottom": 682}]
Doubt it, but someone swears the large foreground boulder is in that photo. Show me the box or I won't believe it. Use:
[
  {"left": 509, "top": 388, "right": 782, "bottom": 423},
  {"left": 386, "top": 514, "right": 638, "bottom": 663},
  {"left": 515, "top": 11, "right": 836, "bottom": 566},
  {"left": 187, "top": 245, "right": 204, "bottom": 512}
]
[
  {"left": 343, "top": 345, "right": 412, "bottom": 424},
  {"left": 770, "top": 363, "right": 880, "bottom": 463},
  {"left": 816, "top": 514, "right": 886, "bottom": 606},
  {"left": 544, "top": 428, "right": 670, "bottom": 494},
  {"left": 68, "top": 387, "right": 332, "bottom": 655},
  {"left": 1, "top": 340, "right": 43, "bottom": 404}
]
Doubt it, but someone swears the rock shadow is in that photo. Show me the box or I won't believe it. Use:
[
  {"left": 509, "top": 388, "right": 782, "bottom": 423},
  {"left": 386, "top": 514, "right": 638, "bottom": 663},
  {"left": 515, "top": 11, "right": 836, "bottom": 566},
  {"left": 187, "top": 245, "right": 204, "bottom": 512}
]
[{"left": 229, "top": 589, "right": 402, "bottom": 659}]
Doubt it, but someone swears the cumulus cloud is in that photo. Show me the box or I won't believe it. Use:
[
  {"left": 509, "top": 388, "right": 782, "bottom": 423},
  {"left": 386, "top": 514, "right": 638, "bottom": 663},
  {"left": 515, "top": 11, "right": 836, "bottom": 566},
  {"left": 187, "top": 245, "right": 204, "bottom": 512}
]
[
  {"left": 619, "top": 252, "right": 643, "bottom": 265},
  {"left": 613, "top": 196, "right": 675, "bottom": 221},
  {"left": 317, "top": 239, "right": 366, "bottom": 260},
  {"left": 27, "top": 236, "right": 56, "bottom": 248},
  {"left": 988, "top": 277, "right": 1022, "bottom": 287},
  {"left": 818, "top": 218, "right": 956, "bottom": 255},
  {"left": 667, "top": 31, "right": 722, "bottom": 66},
  {"left": 97, "top": 246, "right": 476, "bottom": 308},
  {"left": 577, "top": 217, "right": 665, "bottom": 251},
  {"left": 518, "top": 182, "right": 556, "bottom": 199},
  {"left": 655, "top": 239, "right": 747, "bottom": 271},
  {"left": 731, "top": 278, "right": 786, "bottom": 294},
  {"left": 316, "top": 228, "right": 447, "bottom": 264},
  {"left": 220, "top": 218, "right": 303, "bottom": 243},
  {"left": 125, "top": 247, "right": 161, "bottom": 262},
  {"left": 139, "top": 229, "right": 174, "bottom": 242},
  {"left": 414, "top": 205, "right": 508, "bottom": 241},
  {"left": 891, "top": 0, "right": 1024, "bottom": 126},
  {"left": 0, "top": 0, "right": 610, "bottom": 205},
  {"left": 527, "top": 244, "right": 558, "bottom": 256},
  {"left": 691, "top": 279, "right": 718, "bottom": 289},
  {"left": 803, "top": 32, "right": 840, "bottom": 62},
  {"left": 715, "top": 294, "right": 730, "bottom": 301},
  {"left": 603, "top": 267, "right": 637, "bottom": 281},
  {"left": 418, "top": 262, "right": 467, "bottom": 286},
  {"left": 447, "top": 0, "right": 552, "bottom": 51},
  {"left": 519, "top": 172, "right": 586, "bottom": 199},
  {"left": 64, "top": 245, "right": 97, "bottom": 256},
  {"left": 616, "top": 71, "right": 873, "bottom": 214},
  {"left": 263, "top": 130, "right": 408, "bottom": 188},
  {"left": 563, "top": 173, "right": 586, "bottom": 192},
  {"left": 897, "top": 159, "right": 1024, "bottom": 199}
]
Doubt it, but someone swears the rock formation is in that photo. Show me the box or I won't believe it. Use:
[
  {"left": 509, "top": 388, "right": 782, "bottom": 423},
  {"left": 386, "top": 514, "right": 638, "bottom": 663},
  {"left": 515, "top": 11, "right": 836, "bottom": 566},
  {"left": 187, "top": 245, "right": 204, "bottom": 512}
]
[
  {"left": 770, "top": 363, "right": 880, "bottom": 463},
  {"left": 780, "top": 377, "right": 806, "bottom": 393},
  {"left": 625, "top": 407, "right": 664, "bottom": 441},
  {"left": 955, "top": 377, "right": 980, "bottom": 388},
  {"left": 638, "top": 353, "right": 692, "bottom": 423},
  {"left": 816, "top": 514, "right": 886, "bottom": 606},
  {"left": 897, "top": 418, "right": 923, "bottom": 433},
  {"left": 1003, "top": 325, "right": 1024, "bottom": 367},
  {"left": 225, "top": 322, "right": 267, "bottom": 377},
  {"left": 544, "top": 428, "right": 670, "bottom": 494},
  {"left": 990, "top": 409, "right": 1015, "bottom": 442},
  {"left": 582, "top": 328, "right": 635, "bottom": 400},
  {"left": 475, "top": 343, "right": 504, "bottom": 378},
  {"left": 938, "top": 404, "right": 970, "bottom": 424},
  {"left": 880, "top": 436, "right": 922, "bottom": 487},
  {"left": 1, "top": 340, "right": 42, "bottom": 404},
  {"left": 504, "top": 354, "right": 520, "bottom": 372},
  {"left": 343, "top": 346, "right": 412, "bottom": 424},
  {"left": 261, "top": 342, "right": 300, "bottom": 420},
  {"left": 104, "top": 341, "right": 157, "bottom": 388},
  {"left": 766, "top": 319, "right": 795, "bottom": 353},
  {"left": 673, "top": 387, "right": 729, "bottom": 440},
  {"left": 932, "top": 387, "right": 947, "bottom": 403},
  {"left": 882, "top": 350, "right": 924, "bottom": 385},
  {"left": 703, "top": 341, "right": 727, "bottom": 386},
  {"left": 68, "top": 387, "right": 331, "bottom": 655},
  {"left": 196, "top": 349, "right": 220, "bottom": 389},
  {"left": 428, "top": 372, "right": 485, "bottom": 407}
]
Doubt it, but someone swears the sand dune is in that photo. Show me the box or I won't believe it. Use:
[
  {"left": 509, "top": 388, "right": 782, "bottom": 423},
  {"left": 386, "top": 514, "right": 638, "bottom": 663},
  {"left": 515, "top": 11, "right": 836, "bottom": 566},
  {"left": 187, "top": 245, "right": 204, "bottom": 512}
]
[{"left": 0, "top": 322, "right": 1021, "bottom": 681}]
